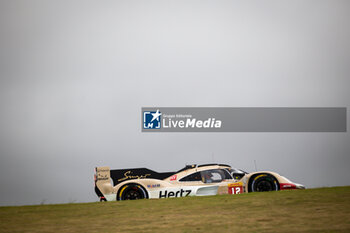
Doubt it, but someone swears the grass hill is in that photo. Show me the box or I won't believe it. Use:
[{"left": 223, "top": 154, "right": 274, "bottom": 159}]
[{"left": 0, "top": 186, "right": 350, "bottom": 232}]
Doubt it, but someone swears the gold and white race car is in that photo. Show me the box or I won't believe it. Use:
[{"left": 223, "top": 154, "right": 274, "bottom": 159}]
[{"left": 94, "top": 164, "right": 305, "bottom": 201}]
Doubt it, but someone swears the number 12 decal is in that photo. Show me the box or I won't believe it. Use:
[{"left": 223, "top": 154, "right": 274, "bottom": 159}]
[
  {"left": 228, "top": 182, "right": 243, "bottom": 194},
  {"left": 232, "top": 187, "right": 241, "bottom": 194}
]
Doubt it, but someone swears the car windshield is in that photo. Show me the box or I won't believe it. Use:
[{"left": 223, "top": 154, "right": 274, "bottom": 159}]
[
  {"left": 179, "top": 169, "right": 232, "bottom": 183},
  {"left": 200, "top": 169, "right": 232, "bottom": 183}
]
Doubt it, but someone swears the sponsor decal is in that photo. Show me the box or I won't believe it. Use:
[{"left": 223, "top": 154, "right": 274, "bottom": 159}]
[
  {"left": 170, "top": 175, "right": 177, "bottom": 181},
  {"left": 228, "top": 182, "right": 243, "bottom": 194},
  {"left": 147, "top": 184, "right": 161, "bottom": 188},
  {"left": 97, "top": 177, "right": 109, "bottom": 181},
  {"left": 117, "top": 171, "right": 151, "bottom": 182},
  {"left": 280, "top": 183, "right": 297, "bottom": 190},
  {"left": 143, "top": 110, "right": 161, "bottom": 129},
  {"left": 97, "top": 169, "right": 110, "bottom": 172},
  {"left": 159, "top": 189, "right": 191, "bottom": 198}
]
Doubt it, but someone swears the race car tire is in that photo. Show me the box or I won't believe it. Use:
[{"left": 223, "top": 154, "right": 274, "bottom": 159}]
[
  {"left": 249, "top": 174, "right": 279, "bottom": 192},
  {"left": 117, "top": 183, "right": 148, "bottom": 201}
]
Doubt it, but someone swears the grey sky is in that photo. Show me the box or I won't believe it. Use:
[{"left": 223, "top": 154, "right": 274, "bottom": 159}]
[{"left": 0, "top": 0, "right": 349, "bottom": 206}]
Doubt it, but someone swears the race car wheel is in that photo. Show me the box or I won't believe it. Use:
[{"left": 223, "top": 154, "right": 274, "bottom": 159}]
[
  {"left": 118, "top": 184, "right": 148, "bottom": 201},
  {"left": 250, "top": 174, "right": 279, "bottom": 192}
]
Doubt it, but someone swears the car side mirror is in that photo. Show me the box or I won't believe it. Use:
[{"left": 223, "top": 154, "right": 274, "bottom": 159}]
[{"left": 231, "top": 172, "right": 245, "bottom": 180}]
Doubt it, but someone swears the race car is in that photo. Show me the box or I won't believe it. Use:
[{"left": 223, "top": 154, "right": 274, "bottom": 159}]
[{"left": 94, "top": 163, "right": 305, "bottom": 201}]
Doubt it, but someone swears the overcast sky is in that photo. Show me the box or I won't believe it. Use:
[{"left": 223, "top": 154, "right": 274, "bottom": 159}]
[{"left": 0, "top": 0, "right": 349, "bottom": 206}]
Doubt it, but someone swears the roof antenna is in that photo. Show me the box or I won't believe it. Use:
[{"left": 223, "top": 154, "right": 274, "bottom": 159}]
[
  {"left": 254, "top": 160, "right": 258, "bottom": 172},
  {"left": 212, "top": 152, "right": 214, "bottom": 163}
]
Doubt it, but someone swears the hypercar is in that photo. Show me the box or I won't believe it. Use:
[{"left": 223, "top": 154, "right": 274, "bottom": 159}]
[{"left": 94, "top": 163, "right": 305, "bottom": 201}]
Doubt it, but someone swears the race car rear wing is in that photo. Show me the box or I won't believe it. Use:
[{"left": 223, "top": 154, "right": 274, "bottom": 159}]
[{"left": 94, "top": 167, "right": 114, "bottom": 201}]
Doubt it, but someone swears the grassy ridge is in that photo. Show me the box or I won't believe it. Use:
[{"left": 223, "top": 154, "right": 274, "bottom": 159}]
[{"left": 0, "top": 186, "right": 350, "bottom": 232}]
